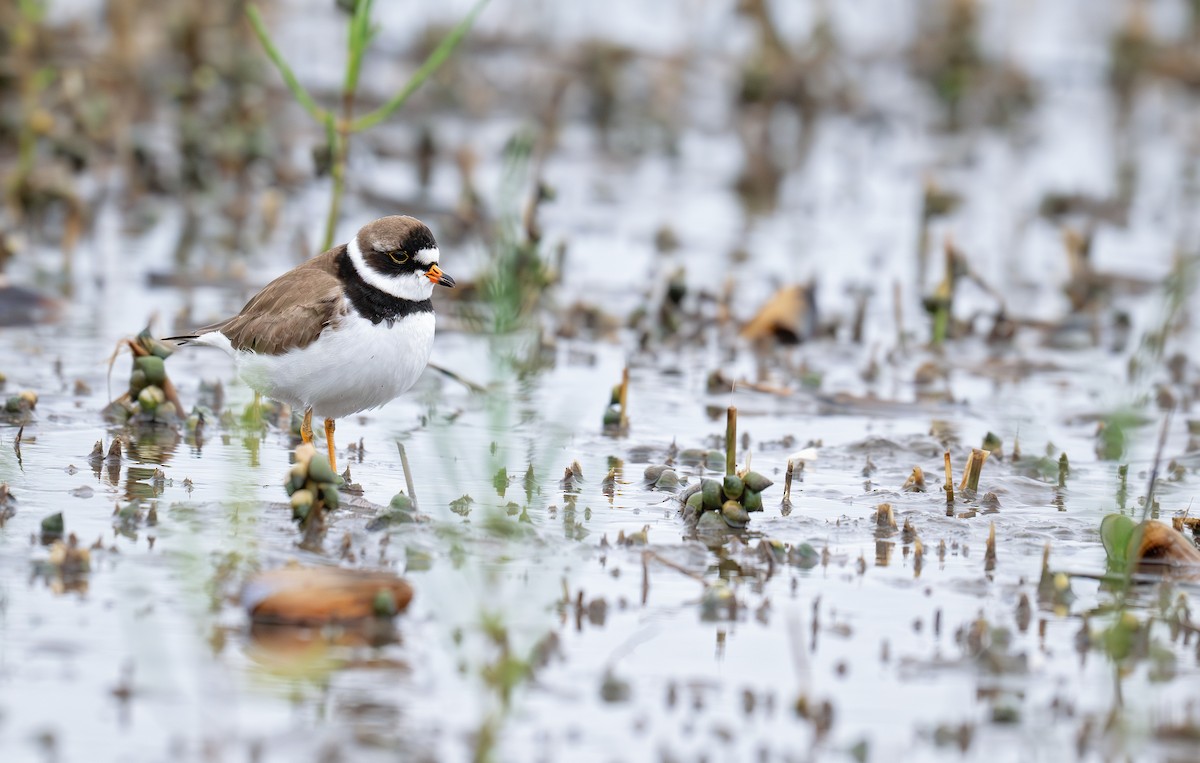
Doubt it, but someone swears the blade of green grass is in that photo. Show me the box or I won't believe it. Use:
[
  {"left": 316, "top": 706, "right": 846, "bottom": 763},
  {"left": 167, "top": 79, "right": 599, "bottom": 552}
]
[
  {"left": 246, "top": 4, "right": 329, "bottom": 124},
  {"left": 350, "top": 0, "right": 489, "bottom": 132}
]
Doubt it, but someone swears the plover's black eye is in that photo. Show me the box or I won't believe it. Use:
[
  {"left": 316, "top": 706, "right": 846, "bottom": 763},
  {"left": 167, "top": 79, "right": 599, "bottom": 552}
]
[{"left": 387, "top": 251, "right": 410, "bottom": 266}]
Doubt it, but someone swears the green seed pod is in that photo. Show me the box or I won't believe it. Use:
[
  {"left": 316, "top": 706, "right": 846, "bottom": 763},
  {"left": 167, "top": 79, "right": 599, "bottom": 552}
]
[
  {"left": 389, "top": 492, "right": 414, "bottom": 512},
  {"left": 288, "top": 464, "right": 308, "bottom": 494},
  {"left": 644, "top": 464, "right": 668, "bottom": 482},
  {"left": 148, "top": 339, "right": 175, "bottom": 359},
  {"left": 137, "top": 385, "right": 165, "bottom": 411},
  {"left": 129, "top": 369, "right": 148, "bottom": 395},
  {"left": 760, "top": 538, "right": 787, "bottom": 561},
  {"left": 306, "top": 453, "right": 337, "bottom": 484},
  {"left": 135, "top": 355, "right": 166, "bottom": 386},
  {"left": 293, "top": 503, "right": 310, "bottom": 522},
  {"left": 705, "top": 450, "right": 726, "bottom": 471},
  {"left": 680, "top": 482, "right": 702, "bottom": 504},
  {"left": 41, "top": 512, "right": 65, "bottom": 537},
  {"left": 679, "top": 448, "right": 707, "bottom": 465},
  {"left": 789, "top": 542, "right": 820, "bottom": 568},
  {"left": 702, "top": 479, "right": 722, "bottom": 510},
  {"left": 320, "top": 484, "right": 340, "bottom": 510},
  {"left": 723, "top": 474, "right": 744, "bottom": 500},
  {"left": 686, "top": 490, "right": 704, "bottom": 512},
  {"left": 696, "top": 510, "right": 728, "bottom": 533},
  {"left": 742, "top": 471, "right": 773, "bottom": 493},
  {"left": 290, "top": 489, "right": 314, "bottom": 511},
  {"left": 721, "top": 500, "right": 749, "bottom": 529},
  {"left": 700, "top": 580, "right": 735, "bottom": 618},
  {"left": 610, "top": 385, "right": 622, "bottom": 406},
  {"left": 742, "top": 489, "right": 762, "bottom": 512},
  {"left": 293, "top": 443, "right": 316, "bottom": 467},
  {"left": 157, "top": 402, "right": 177, "bottom": 420},
  {"left": 602, "top": 408, "right": 621, "bottom": 427},
  {"left": 655, "top": 469, "right": 679, "bottom": 490}
]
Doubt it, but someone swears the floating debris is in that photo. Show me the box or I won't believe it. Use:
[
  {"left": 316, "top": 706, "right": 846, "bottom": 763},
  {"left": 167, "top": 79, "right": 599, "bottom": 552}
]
[
  {"left": 1036, "top": 544, "right": 1074, "bottom": 614},
  {"left": 902, "top": 466, "right": 926, "bottom": 492},
  {"left": 741, "top": 284, "right": 817, "bottom": 346},
  {"left": 875, "top": 503, "right": 897, "bottom": 533},
  {"left": 40, "top": 511, "right": 64, "bottom": 544},
  {"left": 981, "top": 431, "right": 1002, "bottom": 457},
  {"left": 602, "top": 366, "right": 630, "bottom": 434},
  {"left": 241, "top": 565, "right": 413, "bottom": 624},
  {"left": 1101, "top": 514, "right": 1200, "bottom": 573},
  {"left": 450, "top": 494, "right": 474, "bottom": 517},
  {"left": 3, "top": 389, "right": 37, "bottom": 423},
  {"left": 700, "top": 580, "right": 737, "bottom": 622},
  {"left": 32, "top": 532, "right": 91, "bottom": 595},
  {"left": 555, "top": 460, "right": 580, "bottom": 493},
  {"left": 0, "top": 483, "right": 14, "bottom": 525}
]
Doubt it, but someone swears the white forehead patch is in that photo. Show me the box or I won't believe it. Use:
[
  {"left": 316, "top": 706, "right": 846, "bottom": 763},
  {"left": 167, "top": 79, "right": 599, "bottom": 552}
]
[{"left": 415, "top": 247, "right": 440, "bottom": 266}]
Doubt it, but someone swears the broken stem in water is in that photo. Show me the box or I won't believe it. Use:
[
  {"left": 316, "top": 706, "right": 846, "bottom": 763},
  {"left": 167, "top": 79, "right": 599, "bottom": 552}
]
[
  {"left": 943, "top": 450, "right": 954, "bottom": 505},
  {"left": 618, "top": 365, "right": 629, "bottom": 431},
  {"left": 396, "top": 441, "right": 417, "bottom": 510},
  {"left": 783, "top": 458, "right": 795, "bottom": 502},
  {"left": 725, "top": 405, "right": 738, "bottom": 476},
  {"left": 958, "top": 447, "right": 987, "bottom": 494}
]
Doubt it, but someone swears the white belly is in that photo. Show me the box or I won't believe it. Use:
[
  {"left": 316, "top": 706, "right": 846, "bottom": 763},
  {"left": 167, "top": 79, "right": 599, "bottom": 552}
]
[{"left": 231, "top": 312, "right": 435, "bottom": 419}]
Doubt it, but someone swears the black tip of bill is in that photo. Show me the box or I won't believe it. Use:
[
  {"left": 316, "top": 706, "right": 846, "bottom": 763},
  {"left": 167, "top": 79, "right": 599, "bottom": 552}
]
[{"left": 427, "top": 264, "right": 455, "bottom": 288}]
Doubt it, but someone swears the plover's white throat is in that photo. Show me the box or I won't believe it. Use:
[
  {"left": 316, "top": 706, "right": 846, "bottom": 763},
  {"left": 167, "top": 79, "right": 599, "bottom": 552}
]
[{"left": 169, "top": 215, "right": 454, "bottom": 471}]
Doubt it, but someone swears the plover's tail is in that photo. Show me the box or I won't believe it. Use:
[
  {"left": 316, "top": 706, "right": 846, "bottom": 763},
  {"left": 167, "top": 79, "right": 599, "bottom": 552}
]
[{"left": 161, "top": 329, "right": 234, "bottom": 354}]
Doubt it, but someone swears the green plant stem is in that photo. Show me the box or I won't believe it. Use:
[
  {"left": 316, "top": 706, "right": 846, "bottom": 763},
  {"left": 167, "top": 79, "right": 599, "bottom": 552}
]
[
  {"left": 250, "top": 0, "right": 488, "bottom": 249},
  {"left": 351, "top": 0, "right": 489, "bottom": 131},
  {"left": 322, "top": 116, "right": 343, "bottom": 251},
  {"left": 344, "top": 0, "right": 374, "bottom": 94}
]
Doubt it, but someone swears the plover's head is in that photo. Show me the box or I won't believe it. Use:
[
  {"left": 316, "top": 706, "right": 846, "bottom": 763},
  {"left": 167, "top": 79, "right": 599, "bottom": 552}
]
[{"left": 346, "top": 215, "right": 455, "bottom": 301}]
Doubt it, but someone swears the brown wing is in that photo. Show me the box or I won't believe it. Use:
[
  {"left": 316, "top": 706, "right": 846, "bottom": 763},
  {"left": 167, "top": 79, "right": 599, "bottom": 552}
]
[{"left": 200, "top": 248, "right": 347, "bottom": 355}]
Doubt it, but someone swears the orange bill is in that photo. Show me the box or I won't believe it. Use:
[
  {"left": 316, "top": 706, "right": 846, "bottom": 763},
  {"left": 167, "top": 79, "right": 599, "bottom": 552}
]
[{"left": 426, "top": 263, "right": 455, "bottom": 288}]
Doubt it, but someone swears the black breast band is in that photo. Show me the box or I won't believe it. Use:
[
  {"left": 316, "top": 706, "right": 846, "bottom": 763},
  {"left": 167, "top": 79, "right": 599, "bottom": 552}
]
[{"left": 337, "top": 250, "right": 433, "bottom": 326}]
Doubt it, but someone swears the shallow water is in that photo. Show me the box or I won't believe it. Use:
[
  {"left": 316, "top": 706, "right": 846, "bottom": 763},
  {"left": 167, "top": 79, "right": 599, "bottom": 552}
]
[{"left": 3, "top": 0, "right": 1200, "bottom": 761}]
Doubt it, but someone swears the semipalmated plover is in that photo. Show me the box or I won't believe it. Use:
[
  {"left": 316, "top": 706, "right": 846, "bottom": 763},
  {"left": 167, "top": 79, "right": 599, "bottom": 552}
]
[{"left": 169, "top": 215, "right": 454, "bottom": 471}]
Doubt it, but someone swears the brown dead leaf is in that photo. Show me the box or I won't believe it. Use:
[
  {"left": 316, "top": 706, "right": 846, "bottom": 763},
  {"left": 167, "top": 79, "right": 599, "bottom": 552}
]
[{"left": 740, "top": 284, "right": 815, "bottom": 344}]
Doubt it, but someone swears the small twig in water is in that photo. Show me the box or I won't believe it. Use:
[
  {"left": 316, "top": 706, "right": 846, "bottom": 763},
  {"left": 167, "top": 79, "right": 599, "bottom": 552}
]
[
  {"left": 1122, "top": 412, "right": 1174, "bottom": 592},
  {"left": 427, "top": 362, "right": 486, "bottom": 393},
  {"left": 642, "top": 551, "right": 708, "bottom": 586}
]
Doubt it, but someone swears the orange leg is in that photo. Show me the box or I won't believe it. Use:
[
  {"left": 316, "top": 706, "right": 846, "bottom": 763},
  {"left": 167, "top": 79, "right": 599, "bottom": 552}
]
[
  {"left": 324, "top": 418, "right": 337, "bottom": 474},
  {"left": 300, "top": 408, "right": 313, "bottom": 444}
]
